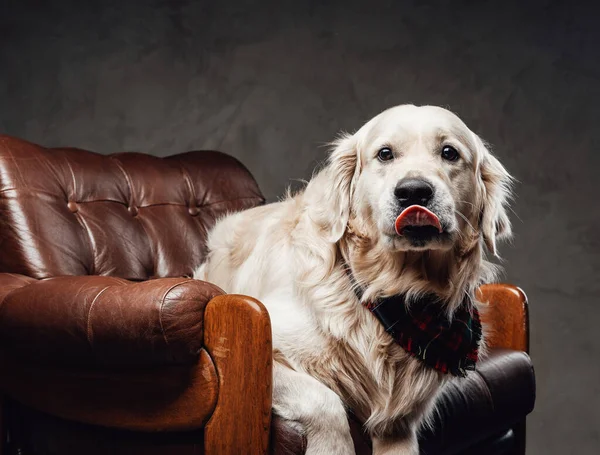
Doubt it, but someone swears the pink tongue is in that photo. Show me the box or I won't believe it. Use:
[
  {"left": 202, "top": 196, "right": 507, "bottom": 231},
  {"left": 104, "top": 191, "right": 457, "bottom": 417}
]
[{"left": 395, "top": 205, "right": 442, "bottom": 236}]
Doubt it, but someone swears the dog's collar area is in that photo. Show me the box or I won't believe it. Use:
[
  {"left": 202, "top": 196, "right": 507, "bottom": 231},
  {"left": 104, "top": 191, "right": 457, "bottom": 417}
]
[{"left": 343, "top": 265, "right": 481, "bottom": 377}]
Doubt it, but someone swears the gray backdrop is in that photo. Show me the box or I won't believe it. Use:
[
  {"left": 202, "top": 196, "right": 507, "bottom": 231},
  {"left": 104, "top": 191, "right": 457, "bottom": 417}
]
[{"left": 2, "top": 0, "right": 598, "bottom": 453}]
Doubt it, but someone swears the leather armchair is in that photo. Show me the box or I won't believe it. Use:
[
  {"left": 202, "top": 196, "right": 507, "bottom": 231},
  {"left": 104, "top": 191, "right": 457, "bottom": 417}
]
[{"left": 0, "top": 135, "right": 535, "bottom": 455}]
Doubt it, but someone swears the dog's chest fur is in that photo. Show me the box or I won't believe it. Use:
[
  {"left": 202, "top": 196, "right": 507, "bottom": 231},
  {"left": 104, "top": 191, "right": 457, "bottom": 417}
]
[{"left": 285, "top": 270, "right": 447, "bottom": 437}]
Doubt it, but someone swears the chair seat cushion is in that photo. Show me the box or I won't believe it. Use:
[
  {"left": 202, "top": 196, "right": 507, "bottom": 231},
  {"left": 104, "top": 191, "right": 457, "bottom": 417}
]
[
  {"left": 6, "top": 350, "right": 534, "bottom": 455},
  {"left": 418, "top": 348, "right": 535, "bottom": 454},
  {"left": 271, "top": 348, "right": 536, "bottom": 455}
]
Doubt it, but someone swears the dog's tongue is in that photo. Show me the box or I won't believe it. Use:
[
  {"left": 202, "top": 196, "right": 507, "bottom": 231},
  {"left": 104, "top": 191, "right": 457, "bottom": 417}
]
[{"left": 395, "top": 205, "right": 443, "bottom": 236}]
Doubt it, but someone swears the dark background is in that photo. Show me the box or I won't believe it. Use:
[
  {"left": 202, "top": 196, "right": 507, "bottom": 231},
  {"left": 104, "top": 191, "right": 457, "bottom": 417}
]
[{"left": 1, "top": 0, "right": 598, "bottom": 453}]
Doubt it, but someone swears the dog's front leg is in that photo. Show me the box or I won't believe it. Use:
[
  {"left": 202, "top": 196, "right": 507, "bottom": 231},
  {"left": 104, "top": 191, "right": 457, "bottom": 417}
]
[
  {"left": 273, "top": 361, "right": 355, "bottom": 455},
  {"left": 371, "top": 432, "right": 418, "bottom": 455}
]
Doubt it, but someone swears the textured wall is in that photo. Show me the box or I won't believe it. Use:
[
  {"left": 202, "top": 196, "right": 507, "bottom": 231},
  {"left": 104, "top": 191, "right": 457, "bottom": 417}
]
[{"left": 1, "top": 0, "right": 599, "bottom": 453}]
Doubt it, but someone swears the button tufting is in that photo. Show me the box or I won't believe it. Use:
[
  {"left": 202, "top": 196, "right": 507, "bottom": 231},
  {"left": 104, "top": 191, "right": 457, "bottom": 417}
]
[
  {"left": 188, "top": 206, "right": 200, "bottom": 216},
  {"left": 67, "top": 201, "right": 78, "bottom": 213},
  {"left": 128, "top": 205, "right": 139, "bottom": 216}
]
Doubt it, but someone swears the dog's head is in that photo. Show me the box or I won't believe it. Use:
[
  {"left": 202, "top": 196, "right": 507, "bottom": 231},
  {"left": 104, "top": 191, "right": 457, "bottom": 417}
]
[{"left": 310, "top": 105, "right": 513, "bottom": 256}]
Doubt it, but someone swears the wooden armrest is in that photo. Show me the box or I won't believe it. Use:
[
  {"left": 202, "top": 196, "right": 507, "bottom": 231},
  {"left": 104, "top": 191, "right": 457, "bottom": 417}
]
[
  {"left": 204, "top": 294, "right": 272, "bottom": 455},
  {"left": 477, "top": 283, "right": 530, "bottom": 353},
  {"left": 0, "top": 294, "right": 272, "bottom": 455}
]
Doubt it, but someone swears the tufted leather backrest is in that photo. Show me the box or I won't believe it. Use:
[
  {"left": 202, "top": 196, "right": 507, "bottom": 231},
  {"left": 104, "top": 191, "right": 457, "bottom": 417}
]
[{"left": 0, "top": 135, "right": 265, "bottom": 280}]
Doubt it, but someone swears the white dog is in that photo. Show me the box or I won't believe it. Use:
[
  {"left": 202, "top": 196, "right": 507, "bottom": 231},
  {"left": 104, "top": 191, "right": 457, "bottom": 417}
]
[{"left": 194, "top": 104, "right": 513, "bottom": 454}]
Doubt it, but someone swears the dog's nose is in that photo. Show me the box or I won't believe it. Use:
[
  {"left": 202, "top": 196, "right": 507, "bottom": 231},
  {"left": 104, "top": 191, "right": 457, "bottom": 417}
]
[{"left": 394, "top": 178, "right": 434, "bottom": 207}]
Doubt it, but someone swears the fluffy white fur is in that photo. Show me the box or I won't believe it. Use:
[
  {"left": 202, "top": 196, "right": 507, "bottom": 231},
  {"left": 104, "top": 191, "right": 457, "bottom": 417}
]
[{"left": 194, "top": 104, "right": 513, "bottom": 454}]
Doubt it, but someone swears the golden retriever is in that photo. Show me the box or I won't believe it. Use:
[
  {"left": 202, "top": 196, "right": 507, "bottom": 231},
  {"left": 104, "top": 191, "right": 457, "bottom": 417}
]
[{"left": 194, "top": 104, "right": 513, "bottom": 454}]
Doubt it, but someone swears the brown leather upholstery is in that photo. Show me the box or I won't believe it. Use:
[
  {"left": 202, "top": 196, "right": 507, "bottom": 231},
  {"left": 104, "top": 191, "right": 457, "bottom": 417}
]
[
  {"left": 0, "top": 135, "right": 534, "bottom": 455},
  {"left": 0, "top": 135, "right": 264, "bottom": 280},
  {"left": 0, "top": 274, "right": 222, "bottom": 367},
  {"left": 0, "top": 135, "right": 273, "bottom": 454},
  {"left": 5, "top": 400, "right": 207, "bottom": 455},
  {"left": 419, "top": 349, "right": 535, "bottom": 454}
]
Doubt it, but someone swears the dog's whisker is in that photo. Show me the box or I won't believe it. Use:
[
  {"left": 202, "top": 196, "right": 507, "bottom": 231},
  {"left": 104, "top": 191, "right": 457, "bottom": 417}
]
[
  {"left": 456, "top": 199, "right": 476, "bottom": 209},
  {"left": 454, "top": 210, "right": 476, "bottom": 232}
]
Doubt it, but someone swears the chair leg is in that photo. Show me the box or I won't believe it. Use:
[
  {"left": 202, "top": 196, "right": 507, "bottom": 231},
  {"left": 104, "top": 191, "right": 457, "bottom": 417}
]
[
  {"left": 0, "top": 395, "right": 5, "bottom": 455},
  {"left": 509, "top": 420, "right": 527, "bottom": 455}
]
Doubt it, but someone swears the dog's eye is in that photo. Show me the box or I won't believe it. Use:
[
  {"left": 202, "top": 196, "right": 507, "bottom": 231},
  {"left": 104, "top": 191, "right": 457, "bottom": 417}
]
[
  {"left": 377, "top": 147, "right": 394, "bottom": 162},
  {"left": 441, "top": 145, "right": 459, "bottom": 162}
]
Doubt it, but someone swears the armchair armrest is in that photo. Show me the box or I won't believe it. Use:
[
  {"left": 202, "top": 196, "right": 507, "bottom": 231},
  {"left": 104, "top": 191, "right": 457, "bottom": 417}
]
[
  {"left": 477, "top": 283, "right": 530, "bottom": 353},
  {"left": 0, "top": 274, "right": 272, "bottom": 454},
  {"left": 0, "top": 274, "right": 223, "bottom": 367}
]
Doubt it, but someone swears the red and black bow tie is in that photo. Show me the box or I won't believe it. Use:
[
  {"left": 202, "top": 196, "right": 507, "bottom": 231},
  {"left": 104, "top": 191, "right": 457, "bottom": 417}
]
[{"left": 345, "top": 267, "right": 482, "bottom": 378}]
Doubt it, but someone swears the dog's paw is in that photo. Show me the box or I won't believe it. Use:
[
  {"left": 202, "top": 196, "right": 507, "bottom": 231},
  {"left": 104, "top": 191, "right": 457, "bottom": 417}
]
[{"left": 305, "top": 430, "right": 355, "bottom": 455}]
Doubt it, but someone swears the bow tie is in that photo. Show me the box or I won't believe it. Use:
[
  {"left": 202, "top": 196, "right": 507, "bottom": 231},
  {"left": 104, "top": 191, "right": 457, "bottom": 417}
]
[{"left": 346, "top": 267, "right": 482, "bottom": 377}]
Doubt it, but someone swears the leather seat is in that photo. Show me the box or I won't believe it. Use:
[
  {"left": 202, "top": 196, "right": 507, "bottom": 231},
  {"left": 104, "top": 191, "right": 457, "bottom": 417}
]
[
  {"left": 418, "top": 349, "right": 535, "bottom": 455},
  {"left": 4, "top": 350, "right": 534, "bottom": 455}
]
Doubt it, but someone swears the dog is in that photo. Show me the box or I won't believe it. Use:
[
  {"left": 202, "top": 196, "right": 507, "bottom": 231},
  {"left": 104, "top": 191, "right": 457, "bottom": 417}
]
[{"left": 194, "top": 104, "right": 513, "bottom": 454}]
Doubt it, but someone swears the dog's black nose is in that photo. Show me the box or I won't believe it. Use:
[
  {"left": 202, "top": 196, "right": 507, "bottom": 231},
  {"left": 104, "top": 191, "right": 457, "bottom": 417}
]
[{"left": 394, "top": 178, "right": 434, "bottom": 207}]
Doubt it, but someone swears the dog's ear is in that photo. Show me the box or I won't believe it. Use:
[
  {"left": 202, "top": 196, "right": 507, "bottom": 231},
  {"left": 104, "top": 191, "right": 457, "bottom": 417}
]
[
  {"left": 476, "top": 136, "right": 513, "bottom": 256},
  {"left": 306, "top": 133, "right": 360, "bottom": 242}
]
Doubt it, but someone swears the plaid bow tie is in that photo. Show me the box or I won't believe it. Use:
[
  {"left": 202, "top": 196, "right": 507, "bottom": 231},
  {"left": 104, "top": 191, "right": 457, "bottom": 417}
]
[{"left": 346, "top": 268, "right": 482, "bottom": 377}]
